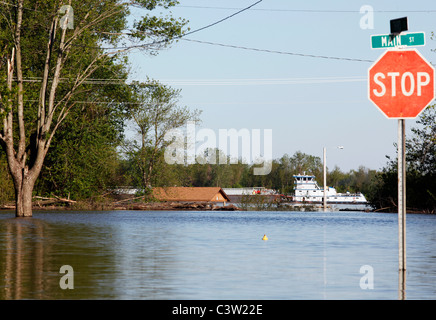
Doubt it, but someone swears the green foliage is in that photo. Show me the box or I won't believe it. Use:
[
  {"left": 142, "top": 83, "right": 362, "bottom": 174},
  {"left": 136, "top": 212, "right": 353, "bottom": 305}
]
[
  {"left": 0, "top": 0, "right": 190, "bottom": 207},
  {"left": 329, "top": 165, "right": 377, "bottom": 195},
  {"left": 29, "top": 29, "right": 133, "bottom": 199},
  {"left": 239, "top": 194, "right": 278, "bottom": 211},
  {"left": 34, "top": 103, "right": 123, "bottom": 199},
  {"left": 0, "top": 154, "right": 14, "bottom": 204},
  {"left": 406, "top": 105, "right": 436, "bottom": 175},
  {"left": 368, "top": 105, "right": 436, "bottom": 213},
  {"left": 125, "top": 78, "right": 201, "bottom": 188}
]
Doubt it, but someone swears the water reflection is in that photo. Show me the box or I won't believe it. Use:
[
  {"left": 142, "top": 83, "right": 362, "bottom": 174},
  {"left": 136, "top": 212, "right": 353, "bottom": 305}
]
[
  {"left": 0, "top": 213, "right": 179, "bottom": 299},
  {"left": 399, "top": 270, "right": 406, "bottom": 300},
  {"left": 111, "top": 220, "right": 179, "bottom": 299},
  {"left": 1, "top": 218, "right": 50, "bottom": 299},
  {"left": 0, "top": 215, "right": 122, "bottom": 299}
]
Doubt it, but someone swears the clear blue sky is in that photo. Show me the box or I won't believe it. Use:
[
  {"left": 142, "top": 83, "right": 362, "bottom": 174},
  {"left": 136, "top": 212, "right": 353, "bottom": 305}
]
[{"left": 127, "top": 0, "right": 436, "bottom": 172}]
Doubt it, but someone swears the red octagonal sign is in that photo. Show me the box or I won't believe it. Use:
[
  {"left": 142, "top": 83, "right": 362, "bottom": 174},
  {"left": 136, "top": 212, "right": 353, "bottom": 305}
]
[{"left": 368, "top": 49, "right": 435, "bottom": 118}]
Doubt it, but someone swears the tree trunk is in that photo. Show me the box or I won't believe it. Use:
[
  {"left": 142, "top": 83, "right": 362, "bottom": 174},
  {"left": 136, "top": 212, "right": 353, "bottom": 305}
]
[
  {"left": 10, "top": 166, "right": 36, "bottom": 217},
  {"left": 15, "top": 182, "right": 34, "bottom": 217}
]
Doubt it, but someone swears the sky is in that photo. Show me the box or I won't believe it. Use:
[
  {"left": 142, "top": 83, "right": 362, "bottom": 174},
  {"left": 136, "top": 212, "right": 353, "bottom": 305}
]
[{"left": 126, "top": 0, "right": 436, "bottom": 172}]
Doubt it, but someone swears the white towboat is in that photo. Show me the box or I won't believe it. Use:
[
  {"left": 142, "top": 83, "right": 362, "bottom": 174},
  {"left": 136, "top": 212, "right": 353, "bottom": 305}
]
[{"left": 292, "top": 174, "right": 367, "bottom": 204}]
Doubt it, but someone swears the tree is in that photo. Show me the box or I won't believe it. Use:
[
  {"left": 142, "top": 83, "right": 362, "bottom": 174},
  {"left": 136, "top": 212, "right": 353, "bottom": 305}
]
[
  {"left": 34, "top": 57, "right": 132, "bottom": 200},
  {"left": 0, "top": 0, "right": 188, "bottom": 217},
  {"left": 328, "top": 166, "right": 376, "bottom": 195},
  {"left": 368, "top": 105, "right": 436, "bottom": 213},
  {"left": 289, "top": 151, "right": 323, "bottom": 180},
  {"left": 406, "top": 105, "right": 436, "bottom": 175},
  {"left": 327, "top": 165, "right": 347, "bottom": 192},
  {"left": 126, "top": 79, "right": 201, "bottom": 189}
]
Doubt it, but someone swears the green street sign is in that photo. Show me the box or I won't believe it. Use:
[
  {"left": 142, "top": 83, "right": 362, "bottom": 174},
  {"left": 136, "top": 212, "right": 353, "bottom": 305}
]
[{"left": 371, "top": 32, "right": 425, "bottom": 49}]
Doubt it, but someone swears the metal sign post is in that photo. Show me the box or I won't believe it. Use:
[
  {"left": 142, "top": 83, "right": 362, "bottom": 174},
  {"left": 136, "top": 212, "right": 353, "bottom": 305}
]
[
  {"left": 398, "top": 119, "right": 407, "bottom": 299},
  {"left": 398, "top": 119, "right": 406, "bottom": 272}
]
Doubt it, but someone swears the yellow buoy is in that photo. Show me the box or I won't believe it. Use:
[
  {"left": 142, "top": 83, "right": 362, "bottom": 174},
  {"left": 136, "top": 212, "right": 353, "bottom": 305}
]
[{"left": 262, "top": 234, "right": 268, "bottom": 241}]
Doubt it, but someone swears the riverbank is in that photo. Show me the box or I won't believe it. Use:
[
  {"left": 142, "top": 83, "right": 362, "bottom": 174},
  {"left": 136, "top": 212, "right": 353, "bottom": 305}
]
[
  {"left": 111, "top": 201, "right": 241, "bottom": 211},
  {"left": 0, "top": 200, "right": 241, "bottom": 211},
  {"left": 0, "top": 197, "right": 433, "bottom": 213}
]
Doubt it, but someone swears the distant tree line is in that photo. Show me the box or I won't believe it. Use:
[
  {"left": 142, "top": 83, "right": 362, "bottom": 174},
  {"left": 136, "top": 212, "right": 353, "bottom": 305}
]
[{"left": 1, "top": 79, "right": 435, "bottom": 213}]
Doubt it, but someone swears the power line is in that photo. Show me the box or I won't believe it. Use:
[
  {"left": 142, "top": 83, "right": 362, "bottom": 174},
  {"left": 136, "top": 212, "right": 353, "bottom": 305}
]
[
  {"left": 24, "top": 99, "right": 141, "bottom": 105},
  {"left": 23, "top": 99, "right": 367, "bottom": 105},
  {"left": 177, "top": 99, "right": 367, "bottom": 105},
  {"left": 17, "top": 75, "right": 367, "bottom": 86},
  {"left": 182, "top": 38, "right": 374, "bottom": 63},
  {"left": 182, "top": 0, "right": 262, "bottom": 37},
  {"left": 153, "top": 77, "right": 367, "bottom": 86},
  {"left": 0, "top": 0, "right": 39, "bottom": 11},
  {"left": 17, "top": 77, "right": 128, "bottom": 85},
  {"left": 93, "top": 0, "right": 264, "bottom": 50},
  {"left": 177, "top": 5, "right": 436, "bottom": 13}
]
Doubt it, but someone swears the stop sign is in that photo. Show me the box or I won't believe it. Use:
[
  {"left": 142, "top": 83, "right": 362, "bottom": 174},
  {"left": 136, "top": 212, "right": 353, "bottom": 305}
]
[{"left": 368, "top": 49, "right": 435, "bottom": 118}]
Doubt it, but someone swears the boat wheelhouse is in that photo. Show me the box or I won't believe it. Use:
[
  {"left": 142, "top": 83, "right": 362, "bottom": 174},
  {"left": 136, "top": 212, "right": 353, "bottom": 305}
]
[{"left": 293, "top": 174, "right": 367, "bottom": 204}]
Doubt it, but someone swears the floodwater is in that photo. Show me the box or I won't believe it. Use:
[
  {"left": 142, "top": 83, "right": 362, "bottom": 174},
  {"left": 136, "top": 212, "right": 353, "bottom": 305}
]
[{"left": 0, "top": 210, "right": 435, "bottom": 300}]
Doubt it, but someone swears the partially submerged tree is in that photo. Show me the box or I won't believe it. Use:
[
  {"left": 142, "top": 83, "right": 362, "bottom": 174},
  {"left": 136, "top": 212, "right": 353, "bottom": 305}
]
[{"left": 0, "top": 0, "right": 187, "bottom": 217}]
